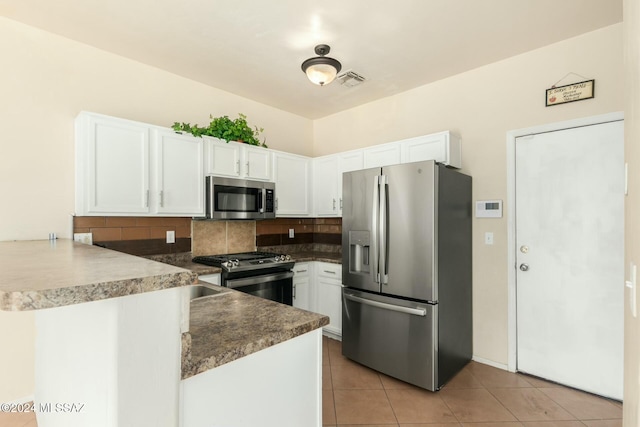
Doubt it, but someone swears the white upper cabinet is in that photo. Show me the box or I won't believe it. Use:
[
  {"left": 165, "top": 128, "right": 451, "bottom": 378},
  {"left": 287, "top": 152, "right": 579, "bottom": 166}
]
[
  {"left": 205, "top": 137, "right": 272, "bottom": 181},
  {"left": 313, "top": 150, "right": 363, "bottom": 217},
  {"left": 243, "top": 145, "right": 272, "bottom": 181},
  {"left": 205, "top": 137, "right": 241, "bottom": 177},
  {"left": 75, "top": 112, "right": 204, "bottom": 217},
  {"left": 363, "top": 142, "right": 402, "bottom": 168},
  {"left": 153, "top": 130, "right": 205, "bottom": 216},
  {"left": 313, "top": 155, "right": 340, "bottom": 216},
  {"left": 399, "top": 131, "right": 461, "bottom": 168},
  {"left": 76, "top": 113, "right": 151, "bottom": 215},
  {"left": 272, "top": 151, "right": 311, "bottom": 216}
]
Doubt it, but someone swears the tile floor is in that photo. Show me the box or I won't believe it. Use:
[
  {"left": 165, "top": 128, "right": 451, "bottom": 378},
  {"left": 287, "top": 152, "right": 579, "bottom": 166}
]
[
  {"left": 322, "top": 336, "right": 623, "bottom": 427},
  {"left": 0, "top": 336, "right": 623, "bottom": 427}
]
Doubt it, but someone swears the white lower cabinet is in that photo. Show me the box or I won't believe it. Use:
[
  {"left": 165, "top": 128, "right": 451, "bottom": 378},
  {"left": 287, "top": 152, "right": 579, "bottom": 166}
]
[
  {"left": 314, "top": 262, "right": 343, "bottom": 337},
  {"left": 293, "top": 262, "right": 312, "bottom": 311}
]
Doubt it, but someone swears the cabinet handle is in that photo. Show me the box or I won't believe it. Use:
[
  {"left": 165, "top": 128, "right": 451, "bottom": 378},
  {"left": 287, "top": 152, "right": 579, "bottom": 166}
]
[
  {"left": 293, "top": 284, "right": 296, "bottom": 299},
  {"left": 324, "top": 270, "right": 336, "bottom": 274},
  {"left": 159, "top": 190, "right": 164, "bottom": 208},
  {"left": 275, "top": 198, "right": 278, "bottom": 210},
  {"left": 246, "top": 162, "right": 250, "bottom": 176},
  {"left": 340, "top": 198, "right": 343, "bottom": 209},
  {"left": 145, "top": 190, "right": 149, "bottom": 208},
  {"left": 236, "top": 160, "right": 240, "bottom": 175},
  {"left": 333, "top": 198, "right": 336, "bottom": 210},
  {"left": 296, "top": 269, "right": 308, "bottom": 273}
]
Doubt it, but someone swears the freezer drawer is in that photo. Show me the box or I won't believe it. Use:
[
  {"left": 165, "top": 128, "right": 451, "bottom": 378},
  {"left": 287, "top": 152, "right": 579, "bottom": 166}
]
[{"left": 341, "top": 288, "right": 438, "bottom": 391}]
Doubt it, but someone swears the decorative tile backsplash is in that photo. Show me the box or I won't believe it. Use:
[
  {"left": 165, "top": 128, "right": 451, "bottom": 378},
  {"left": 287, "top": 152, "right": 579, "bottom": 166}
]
[
  {"left": 73, "top": 216, "right": 191, "bottom": 255},
  {"left": 74, "top": 216, "right": 341, "bottom": 256}
]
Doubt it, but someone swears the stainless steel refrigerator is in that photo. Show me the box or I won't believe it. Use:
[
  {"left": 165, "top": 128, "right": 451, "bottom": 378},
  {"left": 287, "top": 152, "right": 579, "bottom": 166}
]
[{"left": 341, "top": 160, "right": 472, "bottom": 391}]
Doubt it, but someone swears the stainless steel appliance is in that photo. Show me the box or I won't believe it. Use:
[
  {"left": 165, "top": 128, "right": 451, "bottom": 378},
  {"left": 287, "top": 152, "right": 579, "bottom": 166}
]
[
  {"left": 205, "top": 176, "right": 275, "bottom": 220},
  {"left": 192, "top": 251, "right": 294, "bottom": 305},
  {"left": 341, "top": 160, "right": 472, "bottom": 391}
]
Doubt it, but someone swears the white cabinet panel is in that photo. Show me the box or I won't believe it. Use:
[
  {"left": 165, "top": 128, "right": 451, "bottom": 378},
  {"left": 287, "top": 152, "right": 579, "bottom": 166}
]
[
  {"left": 399, "top": 131, "right": 461, "bottom": 168},
  {"left": 76, "top": 113, "right": 151, "bottom": 215},
  {"left": 293, "top": 262, "right": 312, "bottom": 311},
  {"left": 205, "top": 137, "right": 241, "bottom": 177},
  {"left": 315, "top": 262, "right": 343, "bottom": 337},
  {"left": 363, "top": 142, "right": 401, "bottom": 168},
  {"left": 337, "top": 151, "right": 363, "bottom": 215},
  {"left": 154, "top": 131, "right": 204, "bottom": 216},
  {"left": 273, "top": 151, "right": 311, "bottom": 216},
  {"left": 313, "top": 156, "right": 339, "bottom": 216},
  {"left": 243, "top": 146, "right": 272, "bottom": 181}
]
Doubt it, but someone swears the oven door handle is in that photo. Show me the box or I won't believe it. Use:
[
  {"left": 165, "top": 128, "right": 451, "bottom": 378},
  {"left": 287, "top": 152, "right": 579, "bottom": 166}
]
[{"left": 225, "top": 271, "right": 294, "bottom": 289}]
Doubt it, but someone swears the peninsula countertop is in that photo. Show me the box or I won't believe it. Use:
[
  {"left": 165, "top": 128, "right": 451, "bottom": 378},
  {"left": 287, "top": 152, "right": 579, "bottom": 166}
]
[
  {"left": 182, "top": 288, "right": 329, "bottom": 379},
  {"left": 0, "top": 239, "right": 196, "bottom": 311}
]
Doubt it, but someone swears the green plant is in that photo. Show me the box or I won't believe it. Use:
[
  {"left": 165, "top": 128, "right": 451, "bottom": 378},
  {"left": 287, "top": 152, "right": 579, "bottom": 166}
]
[{"left": 171, "top": 113, "right": 267, "bottom": 147}]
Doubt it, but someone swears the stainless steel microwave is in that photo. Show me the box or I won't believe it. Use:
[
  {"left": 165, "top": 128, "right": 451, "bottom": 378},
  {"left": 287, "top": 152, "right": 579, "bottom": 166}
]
[{"left": 205, "top": 176, "right": 275, "bottom": 220}]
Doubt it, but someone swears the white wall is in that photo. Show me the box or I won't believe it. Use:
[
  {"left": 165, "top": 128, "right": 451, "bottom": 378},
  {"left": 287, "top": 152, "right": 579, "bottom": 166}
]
[
  {"left": 0, "top": 16, "right": 313, "bottom": 402},
  {"left": 313, "top": 24, "right": 624, "bottom": 366}
]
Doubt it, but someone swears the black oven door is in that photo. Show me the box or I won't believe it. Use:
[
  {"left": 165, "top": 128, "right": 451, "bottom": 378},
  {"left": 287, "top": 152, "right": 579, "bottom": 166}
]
[{"left": 224, "top": 271, "right": 294, "bottom": 305}]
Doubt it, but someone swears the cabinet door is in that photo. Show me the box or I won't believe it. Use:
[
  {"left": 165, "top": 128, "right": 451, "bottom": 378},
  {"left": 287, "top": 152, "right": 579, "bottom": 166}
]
[
  {"left": 313, "top": 156, "right": 339, "bottom": 216},
  {"left": 81, "top": 114, "right": 151, "bottom": 214},
  {"left": 154, "top": 131, "right": 205, "bottom": 216},
  {"left": 363, "top": 142, "right": 401, "bottom": 168},
  {"left": 206, "top": 137, "right": 241, "bottom": 177},
  {"left": 273, "top": 152, "right": 311, "bottom": 216},
  {"left": 337, "top": 151, "right": 364, "bottom": 215},
  {"left": 316, "top": 263, "right": 343, "bottom": 336},
  {"left": 399, "top": 132, "right": 461, "bottom": 168},
  {"left": 243, "top": 146, "right": 272, "bottom": 181},
  {"left": 293, "top": 262, "right": 312, "bottom": 311}
]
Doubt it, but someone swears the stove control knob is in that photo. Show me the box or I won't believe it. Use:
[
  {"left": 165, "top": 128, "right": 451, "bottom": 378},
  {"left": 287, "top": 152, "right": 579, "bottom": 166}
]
[
  {"left": 222, "top": 261, "right": 230, "bottom": 268},
  {"left": 285, "top": 255, "right": 291, "bottom": 261},
  {"left": 232, "top": 259, "right": 240, "bottom": 267}
]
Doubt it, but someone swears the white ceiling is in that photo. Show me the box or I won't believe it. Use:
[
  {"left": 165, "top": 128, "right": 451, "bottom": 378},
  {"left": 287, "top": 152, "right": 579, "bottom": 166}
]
[{"left": 0, "top": 0, "right": 622, "bottom": 119}]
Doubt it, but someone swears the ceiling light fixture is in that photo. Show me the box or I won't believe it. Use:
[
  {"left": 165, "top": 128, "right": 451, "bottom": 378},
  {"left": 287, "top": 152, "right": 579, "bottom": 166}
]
[{"left": 301, "top": 44, "right": 342, "bottom": 86}]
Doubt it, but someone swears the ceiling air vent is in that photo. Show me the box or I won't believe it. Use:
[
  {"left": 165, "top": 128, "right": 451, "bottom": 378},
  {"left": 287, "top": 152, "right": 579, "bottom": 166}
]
[{"left": 336, "top": 70, "right": 366, "bottom": 88}]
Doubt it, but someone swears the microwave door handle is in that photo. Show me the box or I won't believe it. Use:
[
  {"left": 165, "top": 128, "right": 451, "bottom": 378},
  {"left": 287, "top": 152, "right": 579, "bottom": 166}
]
[
  {"left": 379, "top": 175, "right": 388, "bottom": 285},
  {"left": 371, "top": 175, "right": 380, "bottom": 284},
  {"left": 258, "top": 189, "right": 264, "bottom": 213}
]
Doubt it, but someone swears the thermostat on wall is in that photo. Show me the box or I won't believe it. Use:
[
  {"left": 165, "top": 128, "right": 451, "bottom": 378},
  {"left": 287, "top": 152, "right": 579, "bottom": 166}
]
[{"left": 476, "top": 200, "right": 502, "bottom": 218}]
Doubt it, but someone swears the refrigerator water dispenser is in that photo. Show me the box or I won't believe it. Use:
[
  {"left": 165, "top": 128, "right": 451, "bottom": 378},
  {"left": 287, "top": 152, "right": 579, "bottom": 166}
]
[{"left": 349, "top": 231, "right": 370, "bottom": 273}]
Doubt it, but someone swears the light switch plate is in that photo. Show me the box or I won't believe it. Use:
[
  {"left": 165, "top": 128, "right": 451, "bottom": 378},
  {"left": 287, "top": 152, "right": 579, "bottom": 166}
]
[
  {"left": 289, "top": 228, "right": 295, "bottom": 238},
  {"left": 484, "top": 232, "right": 494, "bottom": 245},
  {"left": 166, "top": 230, "right": 175, "bottom": 244}
]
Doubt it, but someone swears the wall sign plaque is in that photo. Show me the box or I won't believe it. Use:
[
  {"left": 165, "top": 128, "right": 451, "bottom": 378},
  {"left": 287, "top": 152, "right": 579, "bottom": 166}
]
[{"left": 546, "top": 79, "right": 595, "bottom": 107}]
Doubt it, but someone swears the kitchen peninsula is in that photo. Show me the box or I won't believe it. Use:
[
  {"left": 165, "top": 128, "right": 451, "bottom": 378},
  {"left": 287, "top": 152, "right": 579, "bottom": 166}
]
[{"left": 0, "top": 239, "right": 328, "bottom": 427}]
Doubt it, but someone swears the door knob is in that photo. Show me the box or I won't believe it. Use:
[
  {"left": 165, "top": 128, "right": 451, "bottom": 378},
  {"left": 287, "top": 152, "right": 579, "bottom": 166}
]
[{"left": 519, "top": 263, "right": 529, "bottom": 272}]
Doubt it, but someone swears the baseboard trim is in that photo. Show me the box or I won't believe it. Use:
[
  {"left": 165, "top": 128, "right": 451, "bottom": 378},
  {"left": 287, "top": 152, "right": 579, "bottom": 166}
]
[{"left": 472, "top": 355, "right": 511, "bottom": 372}]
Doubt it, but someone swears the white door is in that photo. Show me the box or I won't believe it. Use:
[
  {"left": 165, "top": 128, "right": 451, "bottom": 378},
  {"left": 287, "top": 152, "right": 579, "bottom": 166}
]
[{"left": 515, "top": 120, "right": 624, "bottom": 400}]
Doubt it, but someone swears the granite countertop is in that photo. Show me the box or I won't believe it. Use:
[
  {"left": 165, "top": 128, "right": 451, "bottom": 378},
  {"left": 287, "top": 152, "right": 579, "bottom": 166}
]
[
  {"left": 289, "top": 251, "right": 342, "bottom": 264},
  {"left": 144, "top": 253, "right": 222, "bottom": 275},
  {"left": 0, "top": 239, "right": 197, "bottom": 311},
  {"left": 182, "top": 289, "right": 329, "bottom": 379}
]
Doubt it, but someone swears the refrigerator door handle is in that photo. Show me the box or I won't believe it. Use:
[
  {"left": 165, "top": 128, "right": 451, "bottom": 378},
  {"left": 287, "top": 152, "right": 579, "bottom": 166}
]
[
  {"left": 371, "top": 175, "right": 380, "bottom": 283},
  {"left": 379, "top": 175, "right": 389, "bottom": 285},
  {"left": 344, "top": 292, "right": 427, "bottom": 316}
]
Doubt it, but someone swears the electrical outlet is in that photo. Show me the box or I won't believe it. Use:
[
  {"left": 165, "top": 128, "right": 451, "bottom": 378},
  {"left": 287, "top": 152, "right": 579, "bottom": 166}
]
[
  {"left": 73, "top": 232, "right": 93, "bottom": 245},
  {"left": 289, "top": 228, "right": 295, "bottom": 239},
  {"left": 166, "top": 230, "right": 175, "bottom": 244}
]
